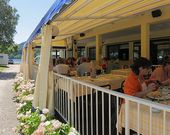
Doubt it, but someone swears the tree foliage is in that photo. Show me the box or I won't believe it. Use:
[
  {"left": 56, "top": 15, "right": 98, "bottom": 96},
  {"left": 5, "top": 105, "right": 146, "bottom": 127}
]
[{"left": 0, "top": 0, "right": 19, "bottom": 54}]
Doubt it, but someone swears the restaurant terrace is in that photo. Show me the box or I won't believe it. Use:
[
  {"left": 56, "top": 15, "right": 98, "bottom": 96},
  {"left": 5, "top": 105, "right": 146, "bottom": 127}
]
[{"left": 21, "top": 0, "right": 170, "bottom": 135}]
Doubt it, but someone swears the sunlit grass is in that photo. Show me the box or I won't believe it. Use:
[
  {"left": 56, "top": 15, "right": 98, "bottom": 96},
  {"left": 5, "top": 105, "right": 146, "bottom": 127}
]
[{"left": 0, "top": 65, "right": 7, "bottom": 72}]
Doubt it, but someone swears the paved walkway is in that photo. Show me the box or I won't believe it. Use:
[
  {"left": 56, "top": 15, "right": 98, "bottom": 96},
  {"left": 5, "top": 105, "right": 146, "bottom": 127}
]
[{"left": 0, "top": 65, "right": 20, "bottom": 135}]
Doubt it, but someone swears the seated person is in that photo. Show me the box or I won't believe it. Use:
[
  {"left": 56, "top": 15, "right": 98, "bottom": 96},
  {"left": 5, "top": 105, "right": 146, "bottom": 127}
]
[
  {"left": 100, "top": 57, "right": 108, "bottom": 73},
  {"left": 53, "top": 59, "right": 70, "bottom": 75},
  {"left": 107, "top": 59, "right": 120, "bottom": 73},
  {"left": 122, "top": 64, "right": 129, "bottom": 69},
  {"left": 151, "top": 56, "right": 170, "bottom": 82},
  {"left": 71, "top": 57, "right": 77, "bottom": 70},
  {"left": 77, "top": 57, "right": 91, "bottom": 76},
  {"left": 123, "top": 57, "right": 157, "bottom": 98}
]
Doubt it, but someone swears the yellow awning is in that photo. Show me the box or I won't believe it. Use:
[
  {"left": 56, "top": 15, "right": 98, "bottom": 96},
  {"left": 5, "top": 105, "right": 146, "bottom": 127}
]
[
  {"left": 31, "top": 0, "right": 170, "bottom": 43},
  {"left": 50, "top": 0, "right": 170, "bottom": 40}
]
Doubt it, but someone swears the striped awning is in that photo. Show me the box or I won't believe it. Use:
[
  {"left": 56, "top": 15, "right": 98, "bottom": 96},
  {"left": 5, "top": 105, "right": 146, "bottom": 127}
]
[
  {"left": 24, "top": 0, "right": 72, "bottom": 47},
  {"left": 24, "top": 0, "right": 170, "bottom": 47}
]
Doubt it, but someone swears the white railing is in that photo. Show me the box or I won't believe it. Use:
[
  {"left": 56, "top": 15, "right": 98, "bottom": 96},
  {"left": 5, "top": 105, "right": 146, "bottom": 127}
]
[
  {"left": 54, "top": 73, "right": 170, "bottom": 135},
  {"left": 32, "top": 64, "right": 38, "bottom": 80}
]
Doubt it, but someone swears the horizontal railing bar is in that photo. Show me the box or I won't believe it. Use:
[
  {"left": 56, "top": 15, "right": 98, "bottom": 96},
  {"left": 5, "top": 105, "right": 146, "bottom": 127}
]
[
  {"left": 54, "top": 107, "right": 67, "bottom": 122},
  {"left": 54, "top": 73, "right": 170, "bottom": 112}
]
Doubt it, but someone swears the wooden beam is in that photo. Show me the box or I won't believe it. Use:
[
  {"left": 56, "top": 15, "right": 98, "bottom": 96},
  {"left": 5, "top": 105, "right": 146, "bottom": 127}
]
[
  {"left": 96, "top": 35, "right": 102, "bottom": 64},
  {"left": 141, "top": 23, "right": 150, "bottom": 59}
]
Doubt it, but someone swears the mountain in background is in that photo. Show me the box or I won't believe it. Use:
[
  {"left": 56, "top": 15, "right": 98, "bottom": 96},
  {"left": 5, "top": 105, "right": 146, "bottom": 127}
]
[
  {"left": 10, "top": 41, "right": 25, "bottom": 59},
  {"left": 18, "top": 42, "right": 25, "bottom": 52},
  {"left": 17, "top": 41, "right": 25, "bottom": 58}
]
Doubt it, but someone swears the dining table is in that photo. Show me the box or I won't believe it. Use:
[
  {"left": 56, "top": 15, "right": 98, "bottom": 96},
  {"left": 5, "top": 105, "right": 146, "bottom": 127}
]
[
  {"left": 74, "top": 73, "right": 127, "bottom": 88},
  {"left": 118, "top": 86, "right": 170, "bottom": 135},
  {"left": 111, "top": 69, "right": 130, "bottom": 76}
]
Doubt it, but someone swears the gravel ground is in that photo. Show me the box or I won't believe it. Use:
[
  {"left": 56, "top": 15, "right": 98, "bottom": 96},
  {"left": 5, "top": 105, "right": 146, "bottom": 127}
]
[{"left": 0, "top": 65, "right": 20, "bottom": 135}]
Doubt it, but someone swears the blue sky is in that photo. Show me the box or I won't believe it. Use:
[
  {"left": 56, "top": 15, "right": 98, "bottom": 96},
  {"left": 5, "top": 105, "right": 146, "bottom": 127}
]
[{"left": 10, "top": 0, "right": 56, "bottom": 44}]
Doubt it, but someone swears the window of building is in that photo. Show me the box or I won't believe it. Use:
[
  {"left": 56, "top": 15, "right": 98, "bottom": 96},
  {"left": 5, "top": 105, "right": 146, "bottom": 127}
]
[
  {"left": 107, "top": 45, "right": 119, "bottom": 60},
  {"left": 107, "top": 43, "right": 129, "bottom": 60},
  {"left": 133, "top": 42, "right": 141, "bottom": 61},
  {"left": 77, "top": 47, "right": 85, "bottom": 57},
  {"left": 151, "top": 38, "right": 170, "bottom": 64},
  {"left": 89, "top": 47, "right": 96, "bottom": 60}
]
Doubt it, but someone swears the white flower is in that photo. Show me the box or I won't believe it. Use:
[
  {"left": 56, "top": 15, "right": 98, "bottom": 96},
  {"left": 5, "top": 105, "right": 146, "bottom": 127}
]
[
  {"left": 22, "top": 90, "right": 26, "bottom": 93},
  {"left": 17, "top": 103, "right": 23, "bottom": 108},
  {"left": 33, "top": 122, "right": 45, "bottom": 135},
  {"left": 45, "top": 121, "right": 51, "bottom": 126},
  {"left": 68, "top": 132, "right": 77, "bottom": 135},
  {"left": 22, "top": 95, "right": 33, "bottom": 101},
  {"left": 42, "top": 108, "right": 49, "bottom": 114},
  {"left": 26, "top": 110, "right": 31, "bottom": 116},
  {"left": 17, "top": 114, "right": 24, "bottom": 119},
  {"left": 24, "top": 125, "right": 29, "bottom": 128},
  {"left": 69, "top": 127, "right": 79, "bottom": 135},
  {"left": 30, "top": 80, "right": 35, "bottom": 83},
  {"left": 39, "top": 122, "right": 45, "bottom": 127},
  {"left": 52, "top": 120, "right": 62, "bottom": 130},
  {"left": 40, "top": 114, "right": 46, "bottom": 122},
  {"left": 20, "top": 123, "right": 24, "bottom": 126}
]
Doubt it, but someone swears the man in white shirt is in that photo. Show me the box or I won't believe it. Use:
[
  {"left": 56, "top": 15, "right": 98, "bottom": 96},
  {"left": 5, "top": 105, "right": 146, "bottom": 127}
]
[
  {"left": 77, "top": 57, "right": 91, "bottom": 76},
  {"left": 53, "top": 59, "right": 70, "bottom": 75}
]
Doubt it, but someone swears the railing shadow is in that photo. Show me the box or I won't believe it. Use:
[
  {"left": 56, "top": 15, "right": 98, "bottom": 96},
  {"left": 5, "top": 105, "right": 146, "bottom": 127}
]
[{"left": 0, "top": 72, "right": 17, "bottom": 80}]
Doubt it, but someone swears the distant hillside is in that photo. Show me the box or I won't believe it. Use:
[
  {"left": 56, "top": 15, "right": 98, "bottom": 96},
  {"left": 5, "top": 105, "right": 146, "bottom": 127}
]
[
  {"left": 17, "top": 42, "right": 25, "bottom": 58},
  {"left": 19, "top": 41, "right": 25, "bottom": 48},
  {"left": 18, "top": 42, "right": 25, "bottom": 52},
  {"left": 10, "top": 42, "right": 25, "bottom": 59}
]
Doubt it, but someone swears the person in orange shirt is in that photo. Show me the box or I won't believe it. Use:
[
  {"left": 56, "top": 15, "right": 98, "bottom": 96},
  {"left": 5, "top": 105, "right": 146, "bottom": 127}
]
[
  {"left": 123, "top": 57, "right": 157, "bottom": 98},
  {"left": 151, "top": 56, "right": 170, "bottom": 82}
]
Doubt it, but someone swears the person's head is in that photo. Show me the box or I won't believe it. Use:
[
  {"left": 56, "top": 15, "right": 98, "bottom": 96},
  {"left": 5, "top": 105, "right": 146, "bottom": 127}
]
[
  {"left": 66, "top": 57, "right": 71, "bottom": 65},
  {"left": 77, "top": 57, "right": 81, "bottom": 65},
  {"left": 68, "top": 57, "right": 76, "bottom": 67},
  {"left": 86, "top": 57, "right": 90, "bottom": 62},
  {"left": 102, "top": 57, "right": 108, "bottom": 64},
  {"left": 130, "top": 57, "right": 152, "bottom": 80},
  {"left": 80, "top": 57, "right": 87, "bottom": 64},
  {"left": 71, "top": 57, "right": 77, "bottom": 66},
  {"left": 162, "top": 56, "right": 170, "bottom": 72},
  {"left": 57, "top": 58, "right": 64, "bottom": 64}
]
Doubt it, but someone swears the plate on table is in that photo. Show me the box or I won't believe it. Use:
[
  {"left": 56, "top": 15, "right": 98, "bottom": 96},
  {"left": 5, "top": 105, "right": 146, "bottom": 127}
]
[{"left": 147, "top": 91, "right": 170, "bottom": 101}]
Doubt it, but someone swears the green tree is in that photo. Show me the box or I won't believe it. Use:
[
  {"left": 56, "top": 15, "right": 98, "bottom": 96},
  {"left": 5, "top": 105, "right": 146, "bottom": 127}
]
[{"left": 0, "top": 0, "right": 19, "bottom": 54}]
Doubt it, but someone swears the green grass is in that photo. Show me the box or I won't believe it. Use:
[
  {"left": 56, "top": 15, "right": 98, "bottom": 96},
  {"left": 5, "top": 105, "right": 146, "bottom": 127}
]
[{"left": 0, "top": 65, "right": 7, "bottom": 72}]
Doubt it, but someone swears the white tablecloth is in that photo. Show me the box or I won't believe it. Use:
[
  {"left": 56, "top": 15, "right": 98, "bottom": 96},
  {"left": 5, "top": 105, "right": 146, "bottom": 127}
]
[
  {"left": 118, "top": 101, "right": 170, "bottom": 135},
  {"left": 111, "top": 69, "right": 130, "bottom": 76},
  {"left": 74, "top": 74, "right": 127, "bottom": 89}
]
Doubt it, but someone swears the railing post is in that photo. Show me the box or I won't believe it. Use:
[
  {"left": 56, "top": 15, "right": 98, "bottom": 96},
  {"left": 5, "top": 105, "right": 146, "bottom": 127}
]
[
  {"left": 71, "top": 80, "right": 74, "bottom": 126},
  {"left": 125, "top": 99, "right": 129, "bottom": 135},
  {"left": 109, "top": 94, "right": 111, "bottom": 135},
  {"left": 67, "top": 78, "right": 70, "bottom": 123},
  {"left": 163, "top": 110, "right": 166, "bottom": 135},
  {"left": 91, "top": 88, "right": 93, "bottom": 135},
  {"left": 149, "top": 107, "right": 152, "bottom": 135},
  {"left": 96, "top": 90, "right": 98, "bottom": 135},
  {"left": 137, "top": 103, "right": 140, "bottom": 135}
]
